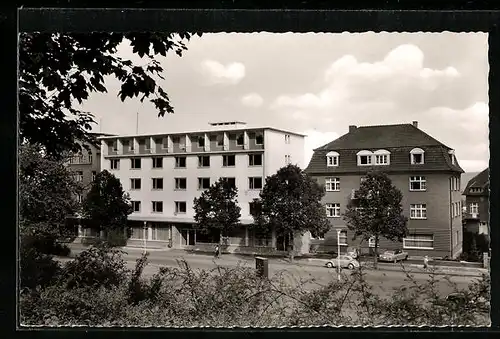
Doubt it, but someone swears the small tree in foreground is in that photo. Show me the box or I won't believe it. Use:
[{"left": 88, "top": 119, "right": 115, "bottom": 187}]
[
  {"left": 81, "top": 170, "right": 132, "bottom": 245},
  {"left": 193, "top": 178, "right": 241, "bottom": 246},
  {"left": 343, "top": 171, "right": 408, "bottom": 269},
  {"left": 251, "top": 164, "right": 330, "bottom": 259}
]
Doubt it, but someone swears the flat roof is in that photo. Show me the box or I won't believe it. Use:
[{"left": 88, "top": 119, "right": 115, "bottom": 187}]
[{"left": 97, "top": 126, "right": 306, "bottom": 140}]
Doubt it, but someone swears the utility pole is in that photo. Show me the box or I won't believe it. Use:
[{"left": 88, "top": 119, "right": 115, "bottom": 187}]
[{"left": 337, "top": 229, "right": 341, "bottom": 281}]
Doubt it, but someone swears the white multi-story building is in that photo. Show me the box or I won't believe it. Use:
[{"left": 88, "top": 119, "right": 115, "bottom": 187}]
[{"left": 98, "top": 122, "right": 305, "bottom": 252}]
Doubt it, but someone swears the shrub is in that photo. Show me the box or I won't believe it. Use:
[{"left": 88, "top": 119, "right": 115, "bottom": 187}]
[
  {"left": 104, "top": 228, "right": 129, "bottom": 247},
  {"left": 58, "top": 244, "right": 128, "bottom": 289}
]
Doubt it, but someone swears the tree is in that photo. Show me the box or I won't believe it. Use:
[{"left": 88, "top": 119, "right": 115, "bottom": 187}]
[
  {"left": 193, "top": 178, "right": 241, "bottom": 245},
  {"left": 251, "top": 164, "right": 330, "bottom": 258},
  {"left": 19, "top": 143, "right": 81, "bottom": 241},
  {"left": 19, "top": 32, "right": 198, "bottom": 158},
  {"left": 343, "top": 171, "right": 408, "bottom": 269},
  {"left": 81, "top": 170, "right": 132, "bottom": 243}
]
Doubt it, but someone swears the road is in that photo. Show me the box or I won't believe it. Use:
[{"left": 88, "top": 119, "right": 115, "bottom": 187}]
[{"left": 65, "top": 244, "right": 479, "bottom": 297}]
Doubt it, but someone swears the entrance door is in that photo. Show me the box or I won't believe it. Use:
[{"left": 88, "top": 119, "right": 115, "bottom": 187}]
[
  {"left": 276, "top": 233, "right": 293, "bottom": 251},
  {"left": 188, "top": 230, "right": 196, "bottom": 245}
]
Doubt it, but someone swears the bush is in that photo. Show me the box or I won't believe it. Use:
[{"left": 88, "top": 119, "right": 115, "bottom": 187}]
[
  {"left": 57, "top": 244, "right": 128, "bottom": 289},
  {"left": 105, "top": 228, "right": 129, "bottom": 247},
  {"left": 19, "top": 245, "right": 491, "bottom": 327}
]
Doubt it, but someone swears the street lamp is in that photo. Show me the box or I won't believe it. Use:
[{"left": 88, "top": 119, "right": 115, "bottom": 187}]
[
  {"left": 337, "top": 229, "right": 341, "bottom": 281},
  {"left": 143, "top": 221, "right": 147, "bottom": 255}
]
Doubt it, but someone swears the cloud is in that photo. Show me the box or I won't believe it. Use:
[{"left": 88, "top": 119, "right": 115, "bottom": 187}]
[
  {"left": 271, "top": 44, "right": 460, "bottom": 113},
  {"left": 200, "top": 60, "right": 246, "bottom": 85},
  {"left": 459, "top": 160, "right": 489, "bottom": 173},
  {"left": 241, "top": 93, "right": 264, "bottom": 107},
  {"left": 303, "top": 129, "right": 341, "bottom": 167}
]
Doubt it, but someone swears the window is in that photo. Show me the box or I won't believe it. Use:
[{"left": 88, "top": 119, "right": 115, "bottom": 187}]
[
  {"left": 285, "top": 155, "right": 291, "bottom": 164},
  {"left": 92, "top": 171, "right": 97, "bottom": 182},
  {"left": 249, "top": 177, "right": 263, "bottom": 190},
  {"left": 152, "top": 178, "right": 164, "bottom": 190},
  {"left": 73, "top": 171, "right": 84, "bottom": 182},
  {"left": 175, "top": 178, "right": 187, "bottom": 190},
  {"left": 326, "top": 151, "right": 339, "bottom": 167},
  {"left": 217, "top": 135, "right": 224, "bottom": 147},
  {"left": 88, "top": 153, "right": 93, "bottom": 163},
  {"left": 249, "top": 202, "right": 258, "bottom": 216},
  {"left": 470, "top": 203, "right": 479, "bottom": 214},
  {"left": 162, "top": 137, "right": 168, "bottom": 149},
  {"left": 132, "top": 201, "right": 141, "bottom": 212},
  {"left": 175, "top": 156, "right": 186, "bottom": 168},
  {"left": 375, "top": 154, "right": 388, "bottom": 165},
  {"left": 223, "top": 155, "right": 236, "bottom": 167},
  {"left": 409, "top": 176, "right": 427, "bottom": 191},
  {"left": 249, "top": 154, "right": 263, "bottom": 166},
  {"left": 255, "top": 134, "right": 264, "bottom": 145},
  {"left": 454, "top": 230, "right": 459, "bottom": 246},
  {"left": 131, "top": 158, "right": 141, "bottom": 169},
  {"left": 410, "top": 148, "right": 425, "bottom": 165},
  {"left": 338, "top": 230, "right": 348, "bottom": 245},
  {"left": 171, "top": 136, "right": 180, "bottom": 144},
  {"left": 325, "top": 203, "right": 341, "bottom": 218},
  {"left": 236, "top": 134, "right": 244, "bottom": 146},
  {"left": 112, "top": 141, "right": 118, "bottom": 152},
  {"left": 310, "top": 230, "right": 325, "bottom": 240},
  {"left": 175, "top": 201, "right": 187, "bottom": 214},
  {"left": 152, "top": 201, "right": 163, "bottom": 213},
  {"left": 152, "top": 157, "right": 163, "bottom": 169},
  {"left": 110, "top": 159, "right": 120, "bottom": 170},
  {"left": 403, "top": 234, "right": 434, "bottom": 249},
  {"left": 357, "top": 150, "right": 373, "bottom": 166},
  {"left": 144, "top": 138, "right": 150, "bottom": 150},
  {"left": 131, "top": 178, "right": 141, "bottom": 190},
  {"left": 222, "top": 177, "right": 236, "bottom": 189},
  {"left": 410, "top": 204, "right": 427, "bottom": 219},
  {"left": 198, "top": 136, "right": 205, "bottom": 148},
  {"left": 76, "top": 194, "right": 83, "bottom": 203},
  {"left": 198, "top": 177, "right": 211, "bottom": 190},
  {"left": 198, "top": 156, "right": 210, "bottom": 168},
  {"left": 325, "top": 177, "right": 340, "bottom": 192},
  {"left": 284, "top": 134, "right": 291, "bottom": 144}
]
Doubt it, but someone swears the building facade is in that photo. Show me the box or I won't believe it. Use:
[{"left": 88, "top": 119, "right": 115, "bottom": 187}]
[
  {"left": 99, "top": 122, "right": 306, "bottom": 253},
  {"left": 305, "top": 122, "right": 464, "bottom": 259},
  {"left": 462, "top": 168, "right": 489, "bottom": 235},
  {"left": 66, "top": 132, "right": 114, "bottom": 238}
]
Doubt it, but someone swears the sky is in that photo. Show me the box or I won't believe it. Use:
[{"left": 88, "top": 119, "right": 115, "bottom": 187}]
[{"left": 82, "top": 32, "right": 489, "bottom": 173}]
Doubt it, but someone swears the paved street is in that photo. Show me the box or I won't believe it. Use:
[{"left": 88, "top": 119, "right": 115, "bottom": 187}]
[{"left": 65, "top": 244, "right": 480, "bottom": 297}]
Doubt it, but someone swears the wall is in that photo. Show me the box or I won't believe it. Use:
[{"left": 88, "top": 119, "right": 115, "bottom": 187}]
[
  {"left": 311, "top": 172, "right": 456, "bottom": 258},
  {"left": 263, "top": 129, "right": 306, "bottom": 177}
]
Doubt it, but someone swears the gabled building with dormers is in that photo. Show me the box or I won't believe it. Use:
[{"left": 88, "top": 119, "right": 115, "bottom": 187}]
[
  {"left": 462, "top": 168, "right": 489, "bottom": 235},
  {"left": 305, "top": 121, "right": 464, "bottom": 259},
  {"left": 98, "top": 122, "right": 306, "bottom": 253}
]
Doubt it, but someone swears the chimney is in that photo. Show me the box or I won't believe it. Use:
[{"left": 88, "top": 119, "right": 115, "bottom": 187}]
[
  {"left": 412, "top": 121, "right": 418, "bottom": 128},
  {"left": 349, "top": 125, "right": 357, "bottom": 133}
]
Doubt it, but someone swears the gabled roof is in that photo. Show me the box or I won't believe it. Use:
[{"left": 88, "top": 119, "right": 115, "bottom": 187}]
[
  {"left": 314, "top": 123, "right": 450, "bottom": 151},
  {"left": 463, "top": 168, "right": 489, "bottom": 196}
]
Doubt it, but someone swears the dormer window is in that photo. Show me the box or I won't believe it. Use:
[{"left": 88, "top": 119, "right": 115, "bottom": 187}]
[
  {"left": 357, "top": 150, "right": 373, "bottom": 166},
  {"left": 410, "top": 148, "right": 425, "bottom": 165},
  {"left": 447, "top": 149, "right": 456, "bottom": 165},
  {"left": 326, "top": 151, "right": 339, "bottom": 167},
  {"left": 374, "top": 149, "right": 390, "bottom": 165}
]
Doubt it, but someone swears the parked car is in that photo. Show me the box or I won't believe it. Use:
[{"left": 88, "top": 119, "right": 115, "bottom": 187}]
[
  {"left": 378, "top": 249, "right": 408, "bottom": 263},
  {"left": 325, "top": 255, "right": 360, "bottom": 270}
]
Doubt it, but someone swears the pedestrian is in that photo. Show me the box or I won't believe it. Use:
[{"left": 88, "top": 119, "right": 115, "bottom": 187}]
[
  {"left": 423, "top": 255, "right": 429, "bottom": 269},
  {"left": 214, "top": 244, "right": 220, "bottom": 259}
]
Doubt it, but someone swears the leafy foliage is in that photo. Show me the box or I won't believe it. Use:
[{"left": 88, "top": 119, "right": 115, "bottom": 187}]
[
  {"left": 20, "top": 246, "right": 490, "bottom": 327},
  {"left": 81, "top": 170, "right": 133, "bottom": 236},
  {"left": 343, "top": 171, "right": 408, "bottom": 268},
  {"left": 19, "top": 144, "right": 81, "bottom": 238},
  {"left": 193, "top": 178, "right": 241, "bottom": 238},
  {"left": 19, "top": 32, "right": 198, "bottom": 158},
  {"left": 251, "top": 164, "right": 330, "bottom": 246}
]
